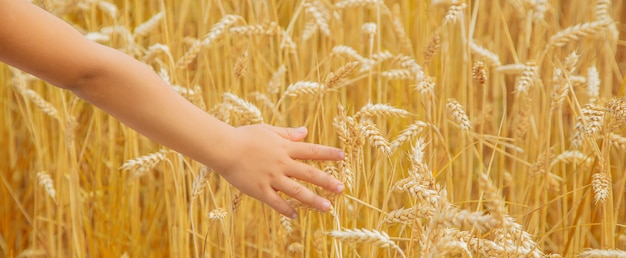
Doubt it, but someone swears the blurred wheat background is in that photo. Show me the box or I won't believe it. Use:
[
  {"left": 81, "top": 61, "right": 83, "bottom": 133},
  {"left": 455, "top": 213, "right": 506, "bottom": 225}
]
[{"left": 1, "top": 0, "right": 625, "bottom": 257}]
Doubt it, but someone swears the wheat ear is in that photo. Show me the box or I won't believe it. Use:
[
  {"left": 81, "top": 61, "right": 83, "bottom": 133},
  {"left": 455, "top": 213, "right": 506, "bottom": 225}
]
[{"left": 328, "top": 228, "right": 406, "bottom": 258}]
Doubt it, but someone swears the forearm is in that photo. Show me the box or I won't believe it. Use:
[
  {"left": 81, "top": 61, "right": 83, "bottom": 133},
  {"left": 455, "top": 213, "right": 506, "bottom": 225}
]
[
  {"left": 73, "top": 46, "right": 235, "bottom": 169},
  {"left": 0, "top": 0, "right": 235, "bottom": 169}
]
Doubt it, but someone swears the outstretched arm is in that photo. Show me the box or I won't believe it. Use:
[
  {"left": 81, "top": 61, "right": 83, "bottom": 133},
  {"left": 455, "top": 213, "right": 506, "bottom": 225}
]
[{"left": 0, "top": 0, "right": 344, "bottom": 218}]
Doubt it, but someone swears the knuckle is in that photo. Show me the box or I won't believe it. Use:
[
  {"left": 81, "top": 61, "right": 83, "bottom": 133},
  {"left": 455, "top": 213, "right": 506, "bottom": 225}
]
[
  {"left": 282, "top": 128, "right": 292, "bottom": 139},
  {"left": 291, "top": 184, "right": 304, "bottom": 197},
  {"left": 305, "top": 167, "right": 317, "bottom": 181},
  {"left": 308, "top": 144, "right": 321, "bottom": 156},
  {"left": 268, "top": 194, "right": 285, "bottom": 209}
]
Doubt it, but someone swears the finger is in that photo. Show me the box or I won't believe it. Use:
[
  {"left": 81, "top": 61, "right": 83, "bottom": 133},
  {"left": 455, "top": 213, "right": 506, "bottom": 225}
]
[
  {"left": 265, "top": 125, "right": 308, "bottom": 142},
  {"left": 287, "top": 161, "right": 344, "bottom": 194},
  {"left": 263, "top": 189, "right": 298, "bottom": 218},
  {"left": 275, "top": 177, "right": 331, "bottom": 212},
  {"left": 288, "top": 142, "right": 345, "bottom": 161}
]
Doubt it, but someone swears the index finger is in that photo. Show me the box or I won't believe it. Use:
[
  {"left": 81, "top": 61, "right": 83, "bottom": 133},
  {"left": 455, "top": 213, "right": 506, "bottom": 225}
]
[{"left": 288, "top": 142, "right": 345, "bottom": 161}]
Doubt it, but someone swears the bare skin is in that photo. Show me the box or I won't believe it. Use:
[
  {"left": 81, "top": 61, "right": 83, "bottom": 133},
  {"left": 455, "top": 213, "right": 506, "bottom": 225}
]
[{"left": 0, "top": 0, "right": 344, "bottom": 218}]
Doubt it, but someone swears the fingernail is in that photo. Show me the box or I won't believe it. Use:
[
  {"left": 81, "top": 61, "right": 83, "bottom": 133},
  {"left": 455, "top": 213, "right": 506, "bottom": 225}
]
[
  {"left": 336, "top": 183, "right": 344, "bottom": 193},
  {"left": 338, "top": 151, "right": 345, "bottom": 159},
  {"left": 292, "top": 213, "right": 298, "bottom": 219},
  {"left": 296, "top": 127, "right": 307, "bottom": 135},
  {"left": 322, "top": 200, "right": 331, "bottom": 211}
]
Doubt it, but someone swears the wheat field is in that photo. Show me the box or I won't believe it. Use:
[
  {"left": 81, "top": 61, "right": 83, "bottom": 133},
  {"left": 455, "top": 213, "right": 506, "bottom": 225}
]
[{"left": 1, "top": 0, "right": 625, "bottom": 257}]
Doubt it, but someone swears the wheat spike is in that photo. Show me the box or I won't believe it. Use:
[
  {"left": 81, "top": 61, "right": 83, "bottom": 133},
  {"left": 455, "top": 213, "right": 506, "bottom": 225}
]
[
  {"left": 587, "top": 66, "right": 600, "bottom": 103},
  {"left": 479, "top": 173, "right": 507, "bottom": 222},
  {"left": 550, "top": 150, "right": 590, "bottom": 168},
  {"left": 22, "top": 89, "right": 59, "bottom": 120},
  {"left": 355, "top": 103, "right": 411, "bottom": 120},
  {"left": 120, "top": 149, "right": 169, "bottom": 178},
  {"left": 391, "top": 4, "right": 412, "bottom": 53},
  {"left": 304, "top": 3, "right": 330, "bottom": 36},
  {"left": 446, "top": 98, "right": 472, "bottom": 131},
  {"left": 546, "top": 20, "right": 611, "bottom": 49},
  {"left": 335, "top": 0, "right": 383, "bottom": 9},
  {"left": 208, "top": 208, "right": 227, "bottom": 220},
  {"left": 390, "top": 121, "right": 428, "bottom": 152},
  {"left": 142, "top": 43, "right": 172, "bottom": 64},
  {"left": 36, "top": 172, "right": 57, "bottom": 202},
  {"left": 229, "top": 22, "right": 280, "bottom": 36},
  {"left": 324, "top": 62, "right": 360, "bottom": 89},
  {"left": 423, "top": 33, "right": 441, "bottom": 67},
  {"left": 133, "top": 11, "right": 164, "bottom": 38},
  {"left": 472, "top": 61, "right": 488, "bottom": 85},
  {"left": 440, "top": 206, "right": 499, "bottom": 232},
  {"left": 361, "top": 122, "right": 392, "bottom": 156},
  {"left": 280, "top": 215, "right": 293, "bottom": 235},
  {"left": 280, "top": 29, "right": 297, "bottom": 54},
  {"left": 190, "top": 166, "right": 212, "bottom": 203},
  {"left": 394, "top": 177, "right": 440, "bottom": 207},
  {"left": 528, "top": 0, "right": 548, "bottom": 22},
  {"left": 329, "top": 228, "right": 406, "bottom": 258},
  {"left": 279, "top": 81, "right": 324, "bottom": 102},
  {"left": 302, "top": 20, "right": 318, "bottom": 40},
  {"left": 223, "top": 92, "right": 264, "bottom": 124},
  {"left": 579, "top": 248, "right": 626, "bottom": 257},
  {"left": 287, "top": 242, "right": 304, "bottom": 254},
  {"left": 514, "top": 62, "right": 538, "bottom": 94},
  {"left": 551, "top": 51, "right": 580, "bottom": 110},
  {"left": 233, "top": 50, "right": 249, "bottom": 79},
  {"left": 605, "top": 97, "right": 626, "bottom": 124},
  {"left": 442, "top": 3, "right": 467, "bottom": 25},
  {"left": 383, "top": 206, "right": 434, "bottom": 224},
  {"left": 176, "top": 14, "right": 241, "bottom": 68},
  {"left": 571, "top": 104, "right": 605, "bottom": 148},
  {"left": 267, "top": 65, "right": 287, "bottom": 95},
  {"left": 415, "top": 76, "right": 435, "bottom": 96},
  {"left": 470, "top": 41, "right": 502, "bottom": 67},
  {"left": 381, "top": 69, "right": 413, "bottom": 80},
  {"left": 592, "top": 172, "right": 610, "bottom": 204},
  {"left": 331, "top": 45, "right": 367, "bottom": 62},
  {"left": 608, "top": 133, "right": 626, "bottom": 150}
]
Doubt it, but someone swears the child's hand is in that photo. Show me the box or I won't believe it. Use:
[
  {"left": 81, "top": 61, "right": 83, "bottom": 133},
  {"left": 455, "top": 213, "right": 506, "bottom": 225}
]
[{"left": 216, "top": 124, "right": 345, "bottom": 218}]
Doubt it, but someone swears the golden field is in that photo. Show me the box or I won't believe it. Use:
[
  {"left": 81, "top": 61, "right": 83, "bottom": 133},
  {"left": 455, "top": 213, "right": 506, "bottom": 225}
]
[{"left": 1, "top": 0, "right": 626, "bottom": 257}]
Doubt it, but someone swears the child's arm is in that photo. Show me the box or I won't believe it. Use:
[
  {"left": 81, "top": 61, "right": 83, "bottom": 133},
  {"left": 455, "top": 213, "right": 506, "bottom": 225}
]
[{"left": 0, "top": 0, "right": 344, "bottom": 218}]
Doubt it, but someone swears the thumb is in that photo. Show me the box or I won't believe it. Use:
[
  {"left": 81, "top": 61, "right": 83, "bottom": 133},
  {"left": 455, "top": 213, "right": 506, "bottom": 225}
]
[{"left": 269, "top": 125, "right": 308, "bottom": 142}]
